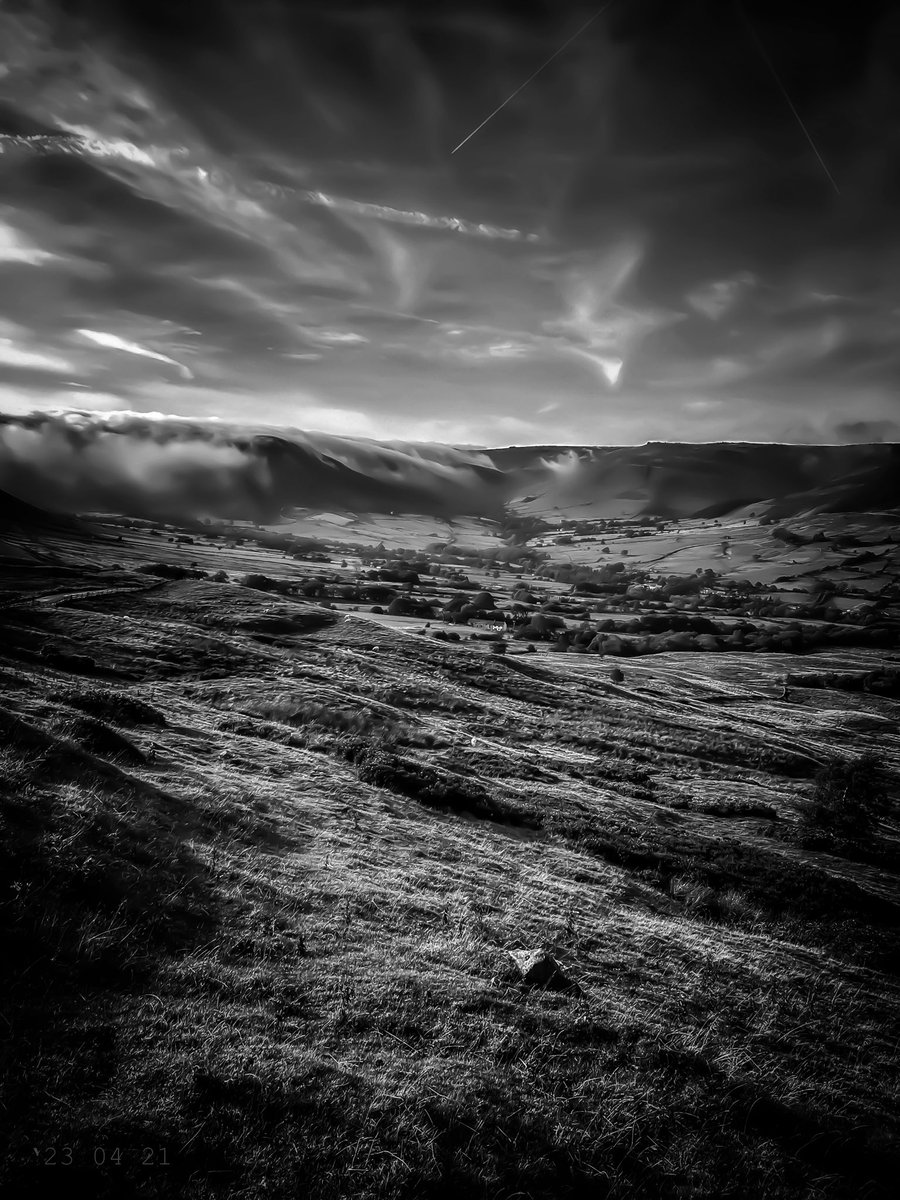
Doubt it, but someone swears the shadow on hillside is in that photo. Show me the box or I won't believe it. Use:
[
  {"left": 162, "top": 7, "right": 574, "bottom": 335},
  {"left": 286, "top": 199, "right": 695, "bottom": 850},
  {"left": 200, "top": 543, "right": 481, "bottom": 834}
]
[
  {"left": 0, "top": 706, "right": 224, "bottom": 1180},
  {"left": 722, "top": 1071, "right": 900, "bottom": 1195}
]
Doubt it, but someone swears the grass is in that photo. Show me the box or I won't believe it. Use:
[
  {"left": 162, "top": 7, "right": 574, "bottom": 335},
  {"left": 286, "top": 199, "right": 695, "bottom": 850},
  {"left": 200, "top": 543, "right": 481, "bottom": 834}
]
[
  {"left": 798, "top": 753, "right": 889, "bottom": 843},
  {"left": 0, "top": 724, "right": 222, "bottom": 1188},
  {"left": 1, "top": 566, "right": 898, "bottom": 1198},
  {"left": 51, "top": 712, "right": 148, "bottom": 763},
  {"left": 335, "top": 734, "right": 540, "bottom": 827}
]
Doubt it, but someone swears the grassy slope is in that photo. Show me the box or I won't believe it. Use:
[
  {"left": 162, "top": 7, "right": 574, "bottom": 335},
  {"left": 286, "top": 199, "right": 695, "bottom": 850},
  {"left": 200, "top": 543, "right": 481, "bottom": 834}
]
[{"left": 1, "top": 570, "right": 899, "bottom": 1199}]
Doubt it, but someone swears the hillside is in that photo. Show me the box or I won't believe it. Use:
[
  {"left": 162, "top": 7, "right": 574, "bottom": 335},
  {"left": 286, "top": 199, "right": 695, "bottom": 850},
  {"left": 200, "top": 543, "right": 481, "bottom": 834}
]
[
  {"left": 1, "top": 517, "right": 898, "bottom": 1199},
  {"left": 492, "top": 443, "right": 900, "bottom": 521},
  {"left": 0, "top": 487, "right": 91, "bottom": 564},
  {"left": 0, "top": 487, "right": 85, "bottom": 535}
]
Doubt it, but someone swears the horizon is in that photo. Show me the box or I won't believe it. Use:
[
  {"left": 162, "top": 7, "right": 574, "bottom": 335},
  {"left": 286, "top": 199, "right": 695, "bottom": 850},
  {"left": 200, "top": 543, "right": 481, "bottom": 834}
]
[{"left": 3, "top": 406, "right": 900, "bottom": 453}]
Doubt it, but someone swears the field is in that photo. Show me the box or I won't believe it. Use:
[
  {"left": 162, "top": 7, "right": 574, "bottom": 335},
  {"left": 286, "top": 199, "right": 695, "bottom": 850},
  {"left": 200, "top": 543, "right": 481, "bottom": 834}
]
[{"left": 1, "top": 503, "right": 898, "bottom": 1199}]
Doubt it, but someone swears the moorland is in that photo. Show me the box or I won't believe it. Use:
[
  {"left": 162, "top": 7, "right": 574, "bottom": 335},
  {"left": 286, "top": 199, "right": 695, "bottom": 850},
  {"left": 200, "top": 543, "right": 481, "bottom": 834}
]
[{"left": 1, "top": 441, "right": 898, "bottom": 1199}]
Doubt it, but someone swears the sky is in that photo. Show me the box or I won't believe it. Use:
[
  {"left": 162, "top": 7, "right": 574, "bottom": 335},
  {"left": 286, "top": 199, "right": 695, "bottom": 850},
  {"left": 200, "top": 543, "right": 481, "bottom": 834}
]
[{"left": 0, "top": 0, "right": 898, "bottom": 447}]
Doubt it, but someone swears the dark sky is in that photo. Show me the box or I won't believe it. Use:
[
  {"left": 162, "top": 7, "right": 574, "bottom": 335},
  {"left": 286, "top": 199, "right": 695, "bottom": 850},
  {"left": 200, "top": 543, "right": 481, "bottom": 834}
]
[{"left": 0, "top": 0, "right": 898, "bottom": 444}]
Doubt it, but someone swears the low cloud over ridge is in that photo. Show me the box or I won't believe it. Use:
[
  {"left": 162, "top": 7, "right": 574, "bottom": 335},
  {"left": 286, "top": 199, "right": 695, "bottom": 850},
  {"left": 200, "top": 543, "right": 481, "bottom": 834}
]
[
  {"left": 0, "top": 410, "right": 508, "bottom": 521},
  {"left": 1, "top": 411, "right": 897, "bottom": 524}
]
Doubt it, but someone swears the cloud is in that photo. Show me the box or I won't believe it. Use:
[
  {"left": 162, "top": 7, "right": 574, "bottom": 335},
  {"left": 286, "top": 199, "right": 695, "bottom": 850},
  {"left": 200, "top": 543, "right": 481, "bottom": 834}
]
[
  {"left": 536, "top": 239, "right": 686, "bottom": 388},
  {"left": 301, "top": 330, "right": 368, "bottom": 346},
  {"left": 341, "top": 218, "right": 433, "bottom": 312},
  {"left": 566, "top": 349, "right": 623, "bottom": 386},
  {"left": 0, "top": 341, "right": 72, "bottom": 373},
  {"left": 0, "top": 410, "right": 510, "bottom": 520},
  {"left": 76, "top": 329, "right": 194, "bottom": 379},
  {"left": 685, "top": 272, "right": 757, "bottom": 320},
  {"left": 45, "top": 127, "right": 158, "bottom": 168},
  {"left": 833, "top": 418, "right": 900, "bottom": 443},
  {"left": 302, "top": 190, "right": 539, "bottom": 243},
  {"left": 293, "top": 406, "right": 382, "bottom": 437},
  {"left": 0, "top": 1, "right": 896, "bottom": 447},
  {"left": 0, "top": 219, "right": 58, "bottom": 266}
]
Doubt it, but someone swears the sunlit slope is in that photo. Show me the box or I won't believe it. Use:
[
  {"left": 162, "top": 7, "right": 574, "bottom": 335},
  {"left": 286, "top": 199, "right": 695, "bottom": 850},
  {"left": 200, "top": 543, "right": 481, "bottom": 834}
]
[{"left": 493, "top": 443, "right": 900, "bottom": 520}]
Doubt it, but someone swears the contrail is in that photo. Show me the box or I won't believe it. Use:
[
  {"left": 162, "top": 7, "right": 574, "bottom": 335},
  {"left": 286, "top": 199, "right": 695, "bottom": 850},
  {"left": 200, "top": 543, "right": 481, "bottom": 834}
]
[
  {"left": 735, "top": 1, "right": 840, "bottom": 195},
  {"left": 451, "top": 2, "right": 616, "bottom": 155}
]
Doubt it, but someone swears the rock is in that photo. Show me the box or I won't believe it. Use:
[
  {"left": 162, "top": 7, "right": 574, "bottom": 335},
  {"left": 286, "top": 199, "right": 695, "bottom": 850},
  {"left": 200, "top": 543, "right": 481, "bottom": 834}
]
[{"left": 507, "top": 948, "right": 575, "bottom": 991}]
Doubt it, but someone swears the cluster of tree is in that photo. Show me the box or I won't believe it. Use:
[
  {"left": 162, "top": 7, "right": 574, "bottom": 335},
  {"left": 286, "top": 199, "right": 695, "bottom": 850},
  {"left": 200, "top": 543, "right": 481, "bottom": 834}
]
[
  {"left": 509, "top": 612, "right": 567, "bottom": 640},
  {"left": 784, "top": 668, "right": 900, "bottom": 696},
  {"left": 427, "top": 547, "right": 546, "bottom": 571},
  {"left": 538, "top": 561, "right": 631, "bottom": 586},
  {"left": 500, "top": 514, "right": 553, "bottom": 545},
  {"left": 237, "top": 572, "right": 297, "bottom": 594},
  {"left": 500, "top": 615, "right": 894, "bottom": 655},
  {"left": 429, "top": 567, "right": 475, "bottom": 587},
  {"left": 439, "top": 590, "right": 505, "bottom": 625},
  {"left": 137, "top": 562, "right": 208, "bottom": 581},
  {"left": 365, "top": 561, "right": 425, "bottom": 584},
  {"left": 384, "top": 596, "right": 437, "bottom": 618},
  {"left": 770, "top": 524, "right": 823, "bottom": 547}
]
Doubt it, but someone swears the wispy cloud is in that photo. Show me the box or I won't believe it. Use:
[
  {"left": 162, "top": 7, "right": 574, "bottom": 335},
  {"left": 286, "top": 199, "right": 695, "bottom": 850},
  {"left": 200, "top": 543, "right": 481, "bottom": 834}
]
[
  {"left": 0, "top": 218, "right": 58, "bottom": 266},
  {"left": 0, "top": 1, "right": 896, "bottom": 446},
  {"left": 302, "top": 190, "right": 540, "bottom": 243},
  {"left": 685, "top": 271, "right": 757, "bottom": 320},
  {"left": 0, "top": 341, "right": 72, "bottom": 372},
  {"left": 76, "top": 329, "right": 194, "bottom": 379}
]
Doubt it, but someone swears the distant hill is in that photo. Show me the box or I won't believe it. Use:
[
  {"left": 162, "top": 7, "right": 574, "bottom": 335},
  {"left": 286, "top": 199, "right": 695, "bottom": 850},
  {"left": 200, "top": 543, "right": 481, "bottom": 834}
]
[
  {"left": 490, "top": 442, "right": 900, "bottom": 520},
  {"left": 2, "top": 422, "right": 898, "bottom": 525},
  {"left": 0, "top": 487, "right": 84, "bottom": 534},
  {"left": 0, "top": 486, "right": 90, "bottom": 562},
  {"left": 253, "top": 435, "right": 507, "bottom": 521}
]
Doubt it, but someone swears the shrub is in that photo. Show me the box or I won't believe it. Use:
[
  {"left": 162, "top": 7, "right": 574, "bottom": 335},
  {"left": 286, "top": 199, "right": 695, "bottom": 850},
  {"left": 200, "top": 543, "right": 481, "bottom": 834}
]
[
  {"left": 249, "top": 699, "right": 388, "bottom": 738},
  {"left": 335, "top": 738, "right": 530, "bottom": 824},
  {"left": 238, "top": 573, "right": 281, "bottom": 592},
  {"left": 52, "top": 714, "right": 145, "bottom": 764},
  {"left": 136, "top": 562, "right": 206, "bottom": 580},
  {"left": 58, "top": 687, "right": 166, "bottom": 727},
  {"left": 799, "top": 755, "right": 889, "bottom": 843}
]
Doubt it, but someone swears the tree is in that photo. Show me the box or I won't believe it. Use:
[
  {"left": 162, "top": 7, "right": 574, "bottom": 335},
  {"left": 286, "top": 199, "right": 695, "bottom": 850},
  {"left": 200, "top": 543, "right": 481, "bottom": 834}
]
[{"left": 472, "top": 590, "right": 496, "bottom": 610}]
